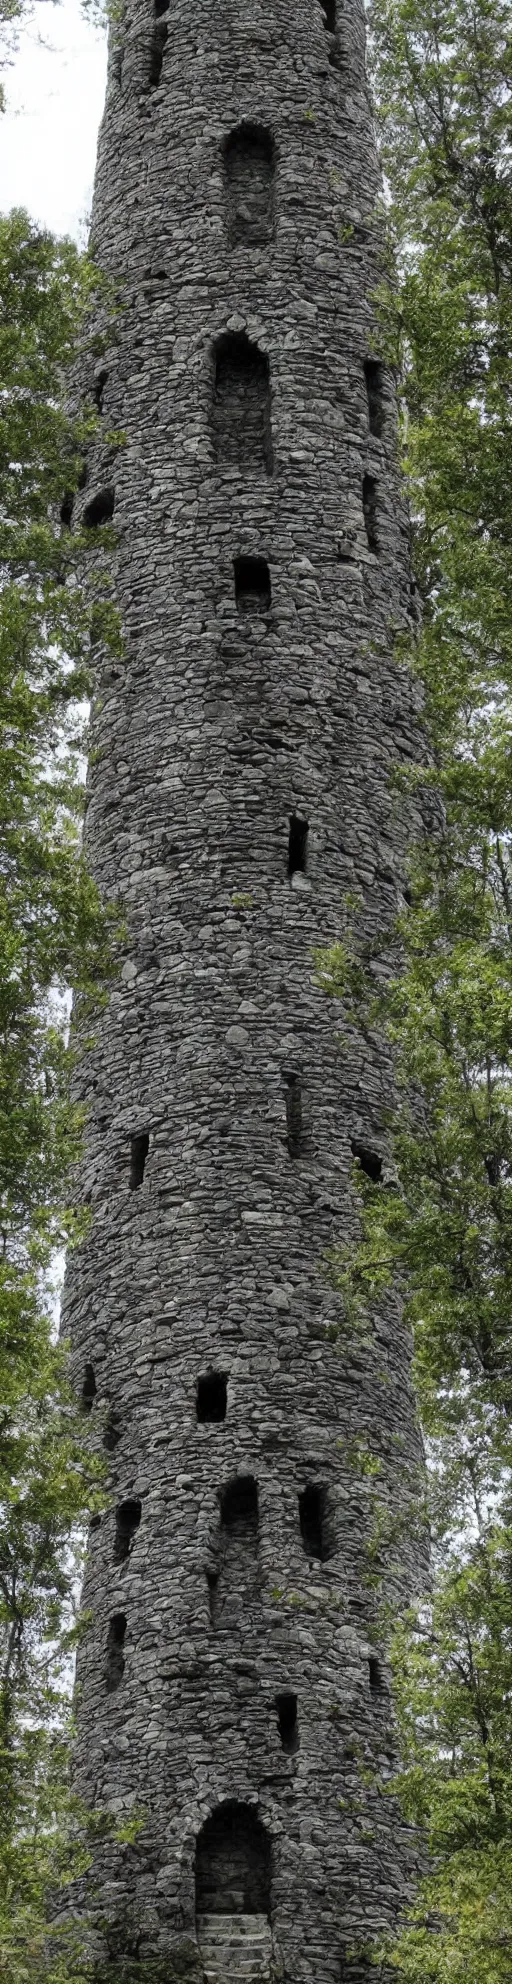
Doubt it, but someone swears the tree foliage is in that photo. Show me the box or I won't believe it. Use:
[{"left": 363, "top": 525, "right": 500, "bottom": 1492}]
[
  {"left": 320, "top": 2, "right": 512, "bottom": 1977},
  {"left": 0, "top": 209, "right": 116, "bottom": 1980}
]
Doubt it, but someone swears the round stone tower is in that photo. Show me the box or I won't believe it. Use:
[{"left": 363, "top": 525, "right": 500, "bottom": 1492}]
[{"left": 62, "top": 2, "right": 427, "bottom": 1979}]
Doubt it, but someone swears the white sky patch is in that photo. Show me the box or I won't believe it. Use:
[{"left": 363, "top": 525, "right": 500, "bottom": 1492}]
[{"left": 0, "top": 0, "right": 107, "bottom": 240}]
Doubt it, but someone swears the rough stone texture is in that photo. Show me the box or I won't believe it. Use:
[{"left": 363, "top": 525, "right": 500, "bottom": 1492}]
[{"left": 62, "top": 1, "right": 428, "bottom": 1977}]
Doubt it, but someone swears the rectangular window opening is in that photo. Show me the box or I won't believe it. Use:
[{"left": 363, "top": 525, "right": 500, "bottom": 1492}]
[
  {"left": 106, "top": 1613, "right": 126, "bottom": 1692},
  {"left": 369, "top": 1655, "right": 385, "bottom": 1694},
  {"left": 299, "top": 1483, "right": 327, "bottom": 1561},
  {"left": 284, "top": 1072, "right": 303, "bottom": 1159},
  {"left": 364, "top": 360, "right": 385, "bottom": 438},
  {"left": 363, "top": 474, "right": 379, "bottom": 553},
  {"left": 288, "top": 815, "right": 309, "bottom": 879},
  {"left": 113, "top": 1497, "right": 142, "bottom": 1564},
  {"left": 276, "top": 1690, "right": 299, "bottom": 1753},
  {"left": 197, "top": 1372, "right": 228, "bottom": 1423},
  {"left": 149, "top": 18, "right": 168, "bottom": 84},
  {"left": 234, "top": 555, "right": 271, "bottom": 613},
  {"left": 321, "top": 0, "right": 336, "bottom": 28},
  {"left": 129, "top": 1131, "right": 149, "bottom": 1191},
  {"left": 81, "top": 1363, "right": 97, "bottom": 1413}
]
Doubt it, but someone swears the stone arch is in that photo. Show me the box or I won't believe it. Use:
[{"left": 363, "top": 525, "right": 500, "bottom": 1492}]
[
  {"left": 195, "top": 1801, "right": 271, "bottom": 1917},
  {"left": 223, "top": 123, "right": 275, "bottom": 245},
  {"left": 212, "top": 332, "right": 273, "bottom": 474}
]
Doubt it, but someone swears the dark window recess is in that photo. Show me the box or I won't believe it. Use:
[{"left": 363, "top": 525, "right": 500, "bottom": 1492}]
[
  {"left": 206, "top": 1570, "right": 219, "bottom": 1624},
  {"left": 234, "top": 555, "right": 271, "bottom": 613},
  {"left": 212, "top": 333, "right": 273, "bottom": 475},
  {"left": 81, "top": 1363, "right": 97, "bottom": 1413},
  {"left": 284, "top": 1073, "right": 303, "bottom": 1158},
  {"left": 106, "top": 1613, "right": 126, "bottom": 1692},
  {"left": 363, "top": 473, "right": 379, "bottom": 553},
  {"left": 321, "top": 0, "right": 336, "bottom": 28},
  {"left": 197, "top": 1372, "right": 228, "bottom": 1423},
  {"left": 351, "top": 1140, "right": 382, "bottom": 1183},
  {"left": 155, "top": 0, "right": 169, "bottom": 12},
  {"left": 83, "top": 486, "right": 115, "bottom": 528},
  {"left": 149, "top": 18, "right": 168, "bottom": 84},
  {"left": 103, "top": 1407, "right": 122, "bottom": 1452},
  {"left": 369, "top": 1655, "right": 385, "bottom": 1694},
  {"left": 93, "top": 368, "right": 108, "bottom": 413},
  {"left": 195, "top": 1802, "right": 271, "bottom": 1916},
  {"left": 221, "top": 1475, "right": 258, "bottom": 1529},
  {"left": 224, "top": 124, "right": 275, "bottom": 246},
  {"left": 129, "top": 1131, "right": 149, "bottom": 1190},
  {"left": 299, "top": 1482, "right": 327, "bottom": 1561},
  {"left": 364, "top": 359, "right": 385, "bottom": 438},
  {"left": 276, "top": 1690, "right": 299, "bottom": 1753},
  {"left": 60, "top": 492, "right": 74, "bottom": 528},
  {"left": 113, "top": 1497, "right": 142, "bottom": 1564},
  {"left": 288, "top": 814, "right": 309, "bottom": 878}
]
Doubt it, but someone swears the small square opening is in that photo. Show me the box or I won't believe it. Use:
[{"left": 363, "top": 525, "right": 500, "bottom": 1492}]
[
  {"left": 197, "top": 1372, "right": 228, "bottom": 1423},
  {"left": 234, "top": 555, "right": 271, "bottom": 612}
]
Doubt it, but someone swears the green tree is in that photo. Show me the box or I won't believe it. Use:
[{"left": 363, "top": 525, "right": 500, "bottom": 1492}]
[
  {"left": 320, "top": 1, "right": 512, "bottom": 1976},
  {"left": 0, "top": 209, "right": 116, "bottom": 1980}
]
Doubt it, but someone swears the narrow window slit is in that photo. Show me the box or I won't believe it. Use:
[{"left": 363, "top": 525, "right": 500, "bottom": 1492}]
[
  {"left": 81, "top": 1363, "right": 97, "bottom": 1413},
  {"left": 83, "top": 486, "right": 115, "bottom": 528},
  {"left": 206, "top": 1570, "right": 219, "bottom": 1624},
  {"left": 288, "top": 814, "right": 309, "bottom": 880},
  {"left": 113, "top": 1497, "right": 141, "bottom": 1564},
  {"left": 276, "top": 1690, "right": 299, "bottom": 1752},
  {"left": 129, "top": 1131, "right": 149, "bottom": 1191},
  {"left": 364, "top": 360, "right": 385, "bottom": 438},
  {"left": 351, "top": 1140, "right": 382, "bottom": 1183},
  {"left": 60, "top": 492, "right": 74, "bottom": 528},
  {"left": 104, "top": 1407, "right": 122, "bottom": 1452},
  {"left": 369, "top": 1655, "right": 385, "bottom": 1694},
  {"left": 363, "top": 474, "right": 379, "bottom": 553},
  {"left": 299, "top": 1483, "right": 327, "bottom": 1561},
  {"left": 106, "top": 1613, "right": 126, "bottom": 1691},
  {"left": 197, "top": 1372, "right": 228, "bottom": 1423},
  {"left": 149, "top": 18, "right": 168, "bottom": 85},
  {"left": 93, "top": 368, "right": 108, "bottom": 413},
  {"left": 283, "top": 1071, "right": 303, "bottom": 1158},
  {"left": 234, "top": 555, "right": 271, "bottom": 613},
  {"left": 321, "top": 0, "right": 336, "bottom": 27}
]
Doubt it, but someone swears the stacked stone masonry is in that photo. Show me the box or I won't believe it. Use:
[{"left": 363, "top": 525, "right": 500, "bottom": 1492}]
[{"left": 62, "top": 1, "right": 428, "bottom": 1979}]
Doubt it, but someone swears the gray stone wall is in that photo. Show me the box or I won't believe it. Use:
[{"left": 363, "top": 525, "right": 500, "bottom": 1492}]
[{"left": 62, "top": 1, "right": 428, "bottom": 1976}]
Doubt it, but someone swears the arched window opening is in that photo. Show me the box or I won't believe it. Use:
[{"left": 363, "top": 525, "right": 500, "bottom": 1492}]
[
  {"left": 275, "top": 1691, "right": 299, "bottom": 1753},
  {"left": 299, "top": 1482, "right": 333, "bottom": 1561},
  {"left": 83, "top": 486, "right": 115, "bottom": 528},
  {"left": 195, "top": 1802, "right": 271, "bottom": 1917},
  {"left": 113, "top": 1497, "right": 142, "bottom": 1563},
  {"left": 81, "top": 1363, "right": 97, "bottom": 1413},
  {"left": 351, "top": 1139, "right": 382, "bottom": 1183},
  {"left": 234, "top": 555, "right": 271, "bottom": 613},
  {"left": 106, "top": 1613, "right": 126, "bottom": 1691},
  {"left": 212, "top": 334, "right": 273, "bottom": 475},
  {"left": 224, "top": 124, "right": 275, "bottom": 246},
  {"left": 364, "top": 360, "right": 385, "bottom": 438},
  {"left": 363, "top": 474, "right": 379, "bottom": 553}
]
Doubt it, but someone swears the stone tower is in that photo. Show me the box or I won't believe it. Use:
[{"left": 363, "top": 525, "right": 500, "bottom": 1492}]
[{"left": 62, "top": 2, "right": 426, "bottom": 1979}]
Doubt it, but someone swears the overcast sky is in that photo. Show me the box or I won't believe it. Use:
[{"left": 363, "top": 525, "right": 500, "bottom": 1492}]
[{"left": 0, "top": 0, "right": 107, "bottom": 239}]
